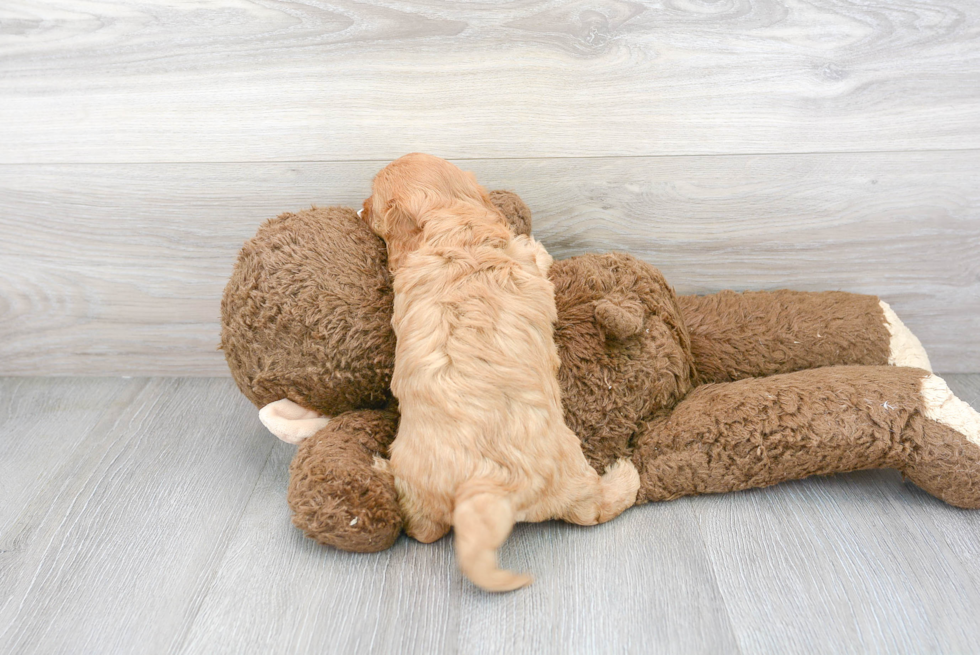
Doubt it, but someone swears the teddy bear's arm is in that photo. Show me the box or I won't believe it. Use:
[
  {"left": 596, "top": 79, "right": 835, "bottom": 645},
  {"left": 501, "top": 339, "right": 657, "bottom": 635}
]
[
  {"left": 676, "top": 290, "right": 930, "bottom": 384},
  {"left": 259, "top": 399, "right": 332, "bottom": 444},
  {"left": 288, "top": 408, "right": 403, "bottom": 553},
  {"left": 631, "top": 365, "right": 980, "bottom": 509}
]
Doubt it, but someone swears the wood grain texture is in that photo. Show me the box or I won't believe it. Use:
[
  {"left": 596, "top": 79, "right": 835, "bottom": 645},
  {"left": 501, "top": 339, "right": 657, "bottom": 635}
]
[
  {"left": 0, "top": 378, "right": 272, "bottom": 655},
  {"left": 694, "top": 469, "right": 980, "bottom": 655},
  {"left": 184, "top": 443, "right": 739, "bottom": 655},
  {"left": 181, "top": 441, "right": 464, "bottom": 655},
  {"left": 1, "top": 152, "right": 977, "bottom": 375},
  {"left": 2, "top": 376, "right": 980, "bottom": 653},
  {"left": 691, "top": 373, "right": 980, "bottom": 655},
  {"left": 920, "top": 374, "right": 980, "bottom": 570},
  {"left": 1, "top": 0, "right": 979, "bottom": 163},
  {"left": 0, "top": 377, "right": 136, "bottom": 547}
]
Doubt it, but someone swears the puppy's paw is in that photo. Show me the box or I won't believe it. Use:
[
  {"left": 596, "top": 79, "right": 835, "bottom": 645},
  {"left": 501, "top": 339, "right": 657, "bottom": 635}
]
[{"left": 598, "top": 458, "right": 641, "bottom": 520}]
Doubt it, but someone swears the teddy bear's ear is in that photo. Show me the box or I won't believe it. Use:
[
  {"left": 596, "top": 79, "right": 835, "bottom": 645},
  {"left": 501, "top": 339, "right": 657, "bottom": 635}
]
[
  {"left": 595, "top": 296, "right": 646, "bottom": 341},
  {"left": 489, "top": 190, "right": 532, "bottom": 237}
]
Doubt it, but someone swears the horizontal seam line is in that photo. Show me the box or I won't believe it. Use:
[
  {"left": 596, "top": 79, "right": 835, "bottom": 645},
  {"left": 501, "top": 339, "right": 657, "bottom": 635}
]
[{"left": 1, "top": 147, "right": 979, "bottom": 166}]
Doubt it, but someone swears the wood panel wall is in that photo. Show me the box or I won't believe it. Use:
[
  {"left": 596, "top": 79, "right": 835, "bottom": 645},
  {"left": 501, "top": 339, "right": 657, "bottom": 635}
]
[{"left": 1, "top": 0, "right": 977, "bottom": 374}]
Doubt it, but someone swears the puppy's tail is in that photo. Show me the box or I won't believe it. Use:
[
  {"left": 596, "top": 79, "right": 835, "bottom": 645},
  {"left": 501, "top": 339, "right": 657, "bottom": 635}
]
[{"left": 453, "top": 480, "right": 532, "bottom": 593}]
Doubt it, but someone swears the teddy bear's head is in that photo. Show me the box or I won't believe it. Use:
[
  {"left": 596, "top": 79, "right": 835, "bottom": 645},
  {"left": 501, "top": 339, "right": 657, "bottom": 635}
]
[{"left": 221, "top": 191, "right": 534, "bottom": 416}]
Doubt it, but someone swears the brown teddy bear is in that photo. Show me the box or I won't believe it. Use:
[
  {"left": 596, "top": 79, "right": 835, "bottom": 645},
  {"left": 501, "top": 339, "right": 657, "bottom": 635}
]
[{"left": 221, "top": 191, "right": 980, "bottom": 553}]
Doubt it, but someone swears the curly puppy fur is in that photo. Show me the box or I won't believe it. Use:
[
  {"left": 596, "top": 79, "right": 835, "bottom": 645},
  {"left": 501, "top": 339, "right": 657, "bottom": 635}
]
[{"left": 362, "top": 154, "right": 639, "bottom": 591}]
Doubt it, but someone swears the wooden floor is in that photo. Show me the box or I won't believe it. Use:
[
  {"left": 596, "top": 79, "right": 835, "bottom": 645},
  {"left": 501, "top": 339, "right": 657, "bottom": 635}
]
[{"left": 0, "top": 374, "right": 978, "bottom": 654}]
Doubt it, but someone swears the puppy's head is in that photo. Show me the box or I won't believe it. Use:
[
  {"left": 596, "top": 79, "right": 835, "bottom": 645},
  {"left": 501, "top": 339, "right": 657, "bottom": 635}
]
[{"left": 361, "top": 153, "right": 496, "bottom": 270}]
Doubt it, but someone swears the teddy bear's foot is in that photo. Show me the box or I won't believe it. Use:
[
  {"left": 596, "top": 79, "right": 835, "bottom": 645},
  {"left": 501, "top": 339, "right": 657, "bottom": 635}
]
[
  {"left": 879, "top": 301, "right": 932, "bottom": 371},
  {"left": 259, "top": 398, "right": 331, "bottom": 444},
  {"left": 904, "top": 374, "right": 980, "bottom": 508},
  {"left": 287, "top": 409, "right": 403, "bottom": 552}
]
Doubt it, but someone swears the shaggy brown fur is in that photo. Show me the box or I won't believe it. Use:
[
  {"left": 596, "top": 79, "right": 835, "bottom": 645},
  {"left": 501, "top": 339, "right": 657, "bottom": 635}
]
[
  {"left": 225, "top": 193, "right": 539, "bottom": 552},
  {"left": 288, "top": 409, "right": 401, "bottom": 552},
  {"left": 221, "top": 196, "right": 534, "bottom": 416},
  {"left": 550, "top": 254, "right": 696, "bottom": 473},
  {"left": 632, "top": 365, "right": 980, "bottom": 508},
  {"left": 487, "top": 189, "right": 532, "bottom": 237},
  {"left": 678, "top": 290, "right": 891, "bottom": 384},
  {"left": 220, "top": 189, "right": 980, "bottom": 555},
  {"left": 220, "top": 206, "right": 395, "bottom": 415}
]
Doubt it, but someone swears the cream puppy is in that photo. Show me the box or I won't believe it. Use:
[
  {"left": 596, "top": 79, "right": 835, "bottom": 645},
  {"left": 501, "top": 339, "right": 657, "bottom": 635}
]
[{"left": 362, "top": 153, "right": 639, "bottom": 592}]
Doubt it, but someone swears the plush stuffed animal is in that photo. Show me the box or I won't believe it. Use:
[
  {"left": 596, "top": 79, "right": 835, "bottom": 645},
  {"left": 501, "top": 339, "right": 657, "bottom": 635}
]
[{"left": 221, "top": 192, "right": 980, "bottom": 553}]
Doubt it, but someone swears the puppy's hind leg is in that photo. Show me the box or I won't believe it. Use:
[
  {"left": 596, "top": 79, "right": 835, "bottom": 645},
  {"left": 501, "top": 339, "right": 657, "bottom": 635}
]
[
  {"left": 597, "top": 458, "right": 641, "bottom": 522},
  {"left": 560, "top": 456, "right": 640, "bottom": 526},
  {"left": 453, "top": 479, "right": 532, "bottom": 592},
  {"left": 405, "top": 513, "right": 451, "bottom": 544},
  {"left": 396, "top": 477, "right": 451, "bottom": 544}
]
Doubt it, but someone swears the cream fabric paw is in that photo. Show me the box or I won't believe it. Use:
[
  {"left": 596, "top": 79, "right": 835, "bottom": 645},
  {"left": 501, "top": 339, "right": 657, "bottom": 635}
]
[
  {"left": 259, "top": 398, "right": 331, "bottom": 444},
  {"left": 921, "top": 374, "right": 980, "bottom": 447},
  {"left": 880, "top": 300, "right": 932, "bottom": 371}
]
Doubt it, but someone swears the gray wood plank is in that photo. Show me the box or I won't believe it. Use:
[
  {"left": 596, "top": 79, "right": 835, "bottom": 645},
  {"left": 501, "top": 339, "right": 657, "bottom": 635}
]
[
  {"left": 456, "top": 508, "right": 740, "bottom": 655},
  {"left": 182, "top": 374, "right": 980, "bottom": 654},
  {"left": 0, "top": 378, "right": 273, "bottom": 655},
  {"left": 691, "top": 376, "right": 980, "bottom": 655},
  {"left": 180, "top": 445, "right": 738, "bottom": 655},
  {"left": 180, "top": 441, "right": 461, "bottom": 655},
  {"left": 0, "top": 377, "right": 137, "bottom": 535},
  {"left": 3, "top": 376, "right": 980, "bottom": 654},
  {"left": 901, "top": 375, "right": 980, "bottom": 594},
  {"left": 694, "top": 471, "right": 980, "bottom": 654},
  {"left": 1, "top": 152, "right": 977, "bottom": 375},
  {"left": 1, "top": 0, "right": 978, "bottom": 163}
]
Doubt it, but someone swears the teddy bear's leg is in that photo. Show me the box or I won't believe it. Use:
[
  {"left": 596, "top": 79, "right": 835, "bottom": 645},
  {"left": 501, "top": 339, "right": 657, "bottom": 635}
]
[
  {"left": 632, "top": 365, "right": 980, "bottom": 508},
  {"left": 676, "top": 290, "right": 930, "bottom": 384},
  {"left": 288, "top": 408, "right": 403, "bottom": 552}
]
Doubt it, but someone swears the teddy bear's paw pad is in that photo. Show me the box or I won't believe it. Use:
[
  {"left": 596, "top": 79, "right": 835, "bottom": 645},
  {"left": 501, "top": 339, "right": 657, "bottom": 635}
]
[
  {"left": 921, "top": 374, "right": 980, "bottom": 446},
  {"left": 259, "top": 398, "right": 331, "bottom": 444},
  {"left": 881, "top": 300, "right": 932, "bottom": 371}
]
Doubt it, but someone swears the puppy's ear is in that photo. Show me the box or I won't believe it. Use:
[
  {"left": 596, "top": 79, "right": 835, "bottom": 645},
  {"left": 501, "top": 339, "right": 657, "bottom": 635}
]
[
  {"left": 359, "top": 197, "right": 372, "bottom": 225},
  {"left": 394, "top": 189, "right": 440, "bottom": 229},
  {"left": 379, "top": 195, "right": 425, "bottom": 271},
  {"left": 382, "top": 196, "right": 417, "bottom": 233}
]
